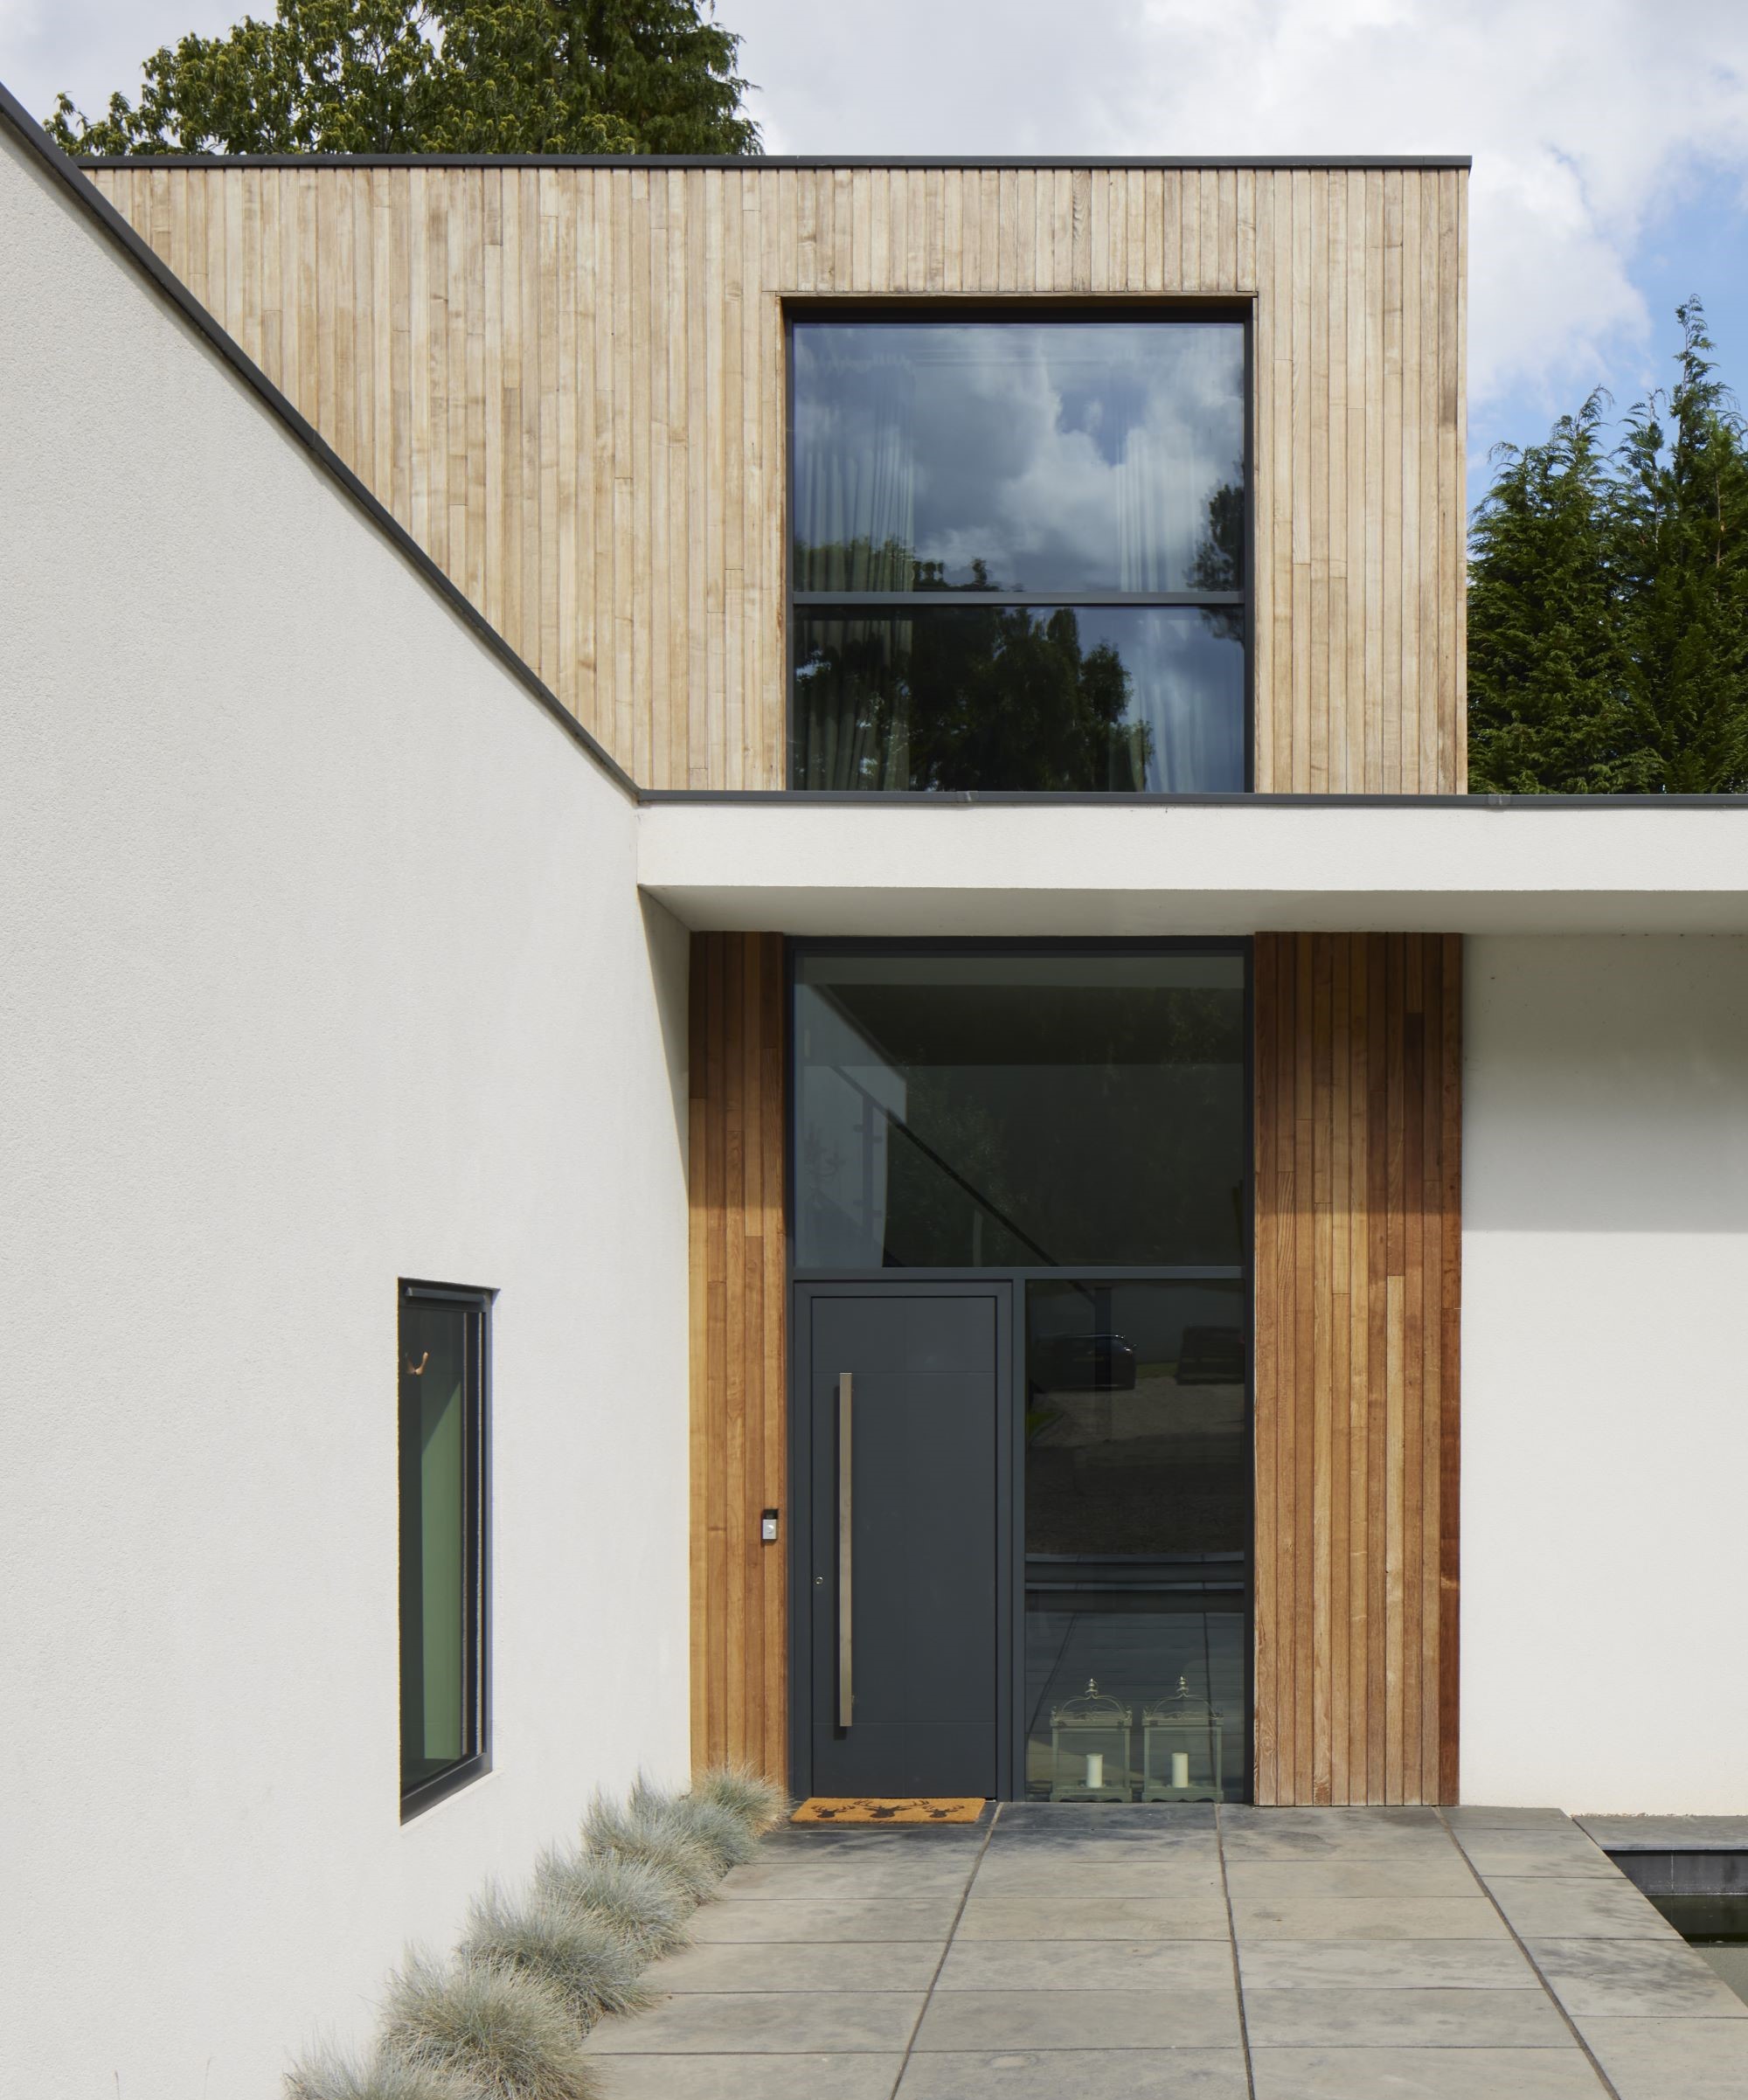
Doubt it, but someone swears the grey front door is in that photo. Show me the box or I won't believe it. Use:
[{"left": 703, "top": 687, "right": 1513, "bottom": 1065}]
[{"left": 804, "top": 1286, "right": 1006, "bottom": 1798}]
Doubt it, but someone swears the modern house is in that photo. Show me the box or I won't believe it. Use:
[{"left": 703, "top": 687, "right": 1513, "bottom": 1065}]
[{"left": 4, "top": 83, "right": 1747, "bottom": 2093}]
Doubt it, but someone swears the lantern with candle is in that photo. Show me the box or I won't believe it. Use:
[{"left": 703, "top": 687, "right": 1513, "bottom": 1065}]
[
  {"left": 1141, "top": 1676, "right": 1224, "bottom": 1801},
  {"left": 1047, "top": 1679, "right": 1134, "bottom": 1801}
]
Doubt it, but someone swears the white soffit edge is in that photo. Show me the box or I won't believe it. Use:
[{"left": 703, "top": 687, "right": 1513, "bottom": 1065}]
[{"left": 635, "top": 800, "right": 1748, "bottom": 936}]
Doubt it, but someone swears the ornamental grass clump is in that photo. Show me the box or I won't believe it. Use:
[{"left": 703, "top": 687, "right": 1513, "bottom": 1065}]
[
  {"left": 690, "top": 1764, "right": 789, "bottom": 1839},
  {"left": 284, "top": 2043, "right": 479, "bottom": 2100},
  {"left": 530, "top": 1844, "right": 693, "bottom": 1960},
  {"left": 288, "top": 1767, "right": 788, "bottom": 2097},
  {"left": 380, "top": 1953, "right": 596, "bottom": 2100},
  {"left": 633, "top": 1776, "right": 759, "bottom": 1871},
  {"left": 461, "top": 1881, "right": 651, "bottom": 2033},
  {"left": 580, "top": 1786, "right": 723, "bottom": 1904}
]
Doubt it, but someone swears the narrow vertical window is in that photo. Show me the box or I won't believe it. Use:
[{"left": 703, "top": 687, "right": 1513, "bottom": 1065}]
[{"left": 399, "top": 1280, "right": 489, "bottom": 1814}]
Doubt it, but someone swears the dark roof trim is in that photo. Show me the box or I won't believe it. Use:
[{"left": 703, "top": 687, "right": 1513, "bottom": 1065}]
[
  {"left": 0, "top": 79, "right": 639, "bottom": 804},
  {"left": 640, "top": 789, "right": 1748, "bottom": 810},
  {"left": 77, "top": 153, "right": 1473, "bottom": 173}
]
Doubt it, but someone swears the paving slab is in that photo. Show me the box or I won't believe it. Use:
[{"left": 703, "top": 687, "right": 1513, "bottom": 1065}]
[
  {"left": 1482, "top": 1874, "right": 1684, "bottom": 1941},
  {"left": 1231, "top": 1893, "right": 1509, "bottom": 1940},
  {"left": 1238, "top": 1938, "right": 1541, "bottom": 1989},
  {"left": 968, "top": 1859, "right": 1225, "bottom": 1898},
  {"left": 588, "top": 1805, "right": 1735, "bottom": 2095},
  {"left": 1243, "top": 1984, "right": 1572, "bottom": 2048},
  {"left": 1577, "top": 1814, "right": 1748, "bottom": 1851},
  {"left": 582, "top": 1989, "right": 926, "bottom": 2055},
  {"left": 1223, "top": 1805, "right": 1443, "bottom": 1830},
  {"left": 718, "top": 1858, "right": 976, "bottom": 1900},
  {"left": 912, "top": 1986, "right": 1241, "bottom": 2050},
  {"left": 1574, "top": 2014, "right": 1748, "bottom": 2099},
  {"left": 1225, "top": 1854, "right": 1480, "bottom": 1900},
  {"left": 690, "top": 1896, "right": 961, "bottom": 1942},
  {"left": 1441, "top": 1805, "right": 1572, "bottom": 1830},
  {"left": 935, "top": 1939, "right": 1237, "bottom": 1991},
  {"left": 955, "top": 1895, "right": 1231, "bottom": 1940},
  {"left": 993, "top": 1803, "right": 1217, "bottom": 1834},
  {"left": 977, "top": 1838, "right": 1222, "bottom": 1868},
  {"left": 762, "top": 1825, "right": 988, "bottom": 1854},
  {"left": 649, "top": 1939, "right": 944, "bottom": 1993},
  {"left": 1526, "top": 1936, "right": 1748, "bottom": 2019},
  {"left": 893, "top": 2048, "right": 1250, "bottom": 2098},
  {"left": 1222, "top": 1819, "right": 1461, "bottom": 1865},
  {"left": 1452, "top": 1833, "right": 1620, "bottom": 1880},
  {"left": 591, "top": 2055, "right": 905, "bottom": 2098},
  {"left": 1248, "top": 2045, "right": 1608, "bottom": 2098},
  {"left": 984, "top": 1820, "right": 1218, "bottom": 1847}
]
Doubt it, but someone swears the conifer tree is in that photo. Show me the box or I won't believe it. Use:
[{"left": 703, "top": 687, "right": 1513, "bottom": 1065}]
[
  {"left": 1611, "top": 303, "right": 1748, "bottom": 793},
  {"left": 1467, "top": 394, "right": 1637, "bottom": 791},
  {"left": 1469, "top": 302, "right": 1748, "bottom": 793}
]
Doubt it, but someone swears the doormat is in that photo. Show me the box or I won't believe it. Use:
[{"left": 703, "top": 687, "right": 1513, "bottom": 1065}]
[{"left": 792, "top": 1797, "right": 988, "bottom": 1825}]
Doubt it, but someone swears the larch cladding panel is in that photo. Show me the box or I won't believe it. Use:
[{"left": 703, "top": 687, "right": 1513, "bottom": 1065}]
[
  {"left": 1253, "top": 933, "right": 1461, "bottom": 1805},
  {"left": 688, "top": 932, "right": 787, "bottom": 1780},
  {"left": 89, "top": 162, "right": 1467, "bottom": 793}
]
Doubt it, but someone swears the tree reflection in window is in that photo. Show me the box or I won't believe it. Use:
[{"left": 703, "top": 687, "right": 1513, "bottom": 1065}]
[{"left": 795, "top": 598, "right": 1148, "bottom": 794}]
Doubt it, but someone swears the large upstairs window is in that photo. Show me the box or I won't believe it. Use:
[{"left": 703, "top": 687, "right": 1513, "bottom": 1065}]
[{"left": 790, "top": 315, "right": 1247, "bottom": 794}]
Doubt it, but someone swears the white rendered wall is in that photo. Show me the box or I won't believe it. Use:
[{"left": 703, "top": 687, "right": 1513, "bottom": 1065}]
[
  {"left": 1463, "top": 936, "right": 1748, "bottom": 1812},
  {"left": 1, "top": 135, "right": 690, "bottom": 2096}
]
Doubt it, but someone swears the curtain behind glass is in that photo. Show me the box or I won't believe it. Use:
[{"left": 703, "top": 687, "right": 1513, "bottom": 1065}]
[
  {"left": 1118, "top": 421, "right": 1195, "bottom": 594},
  {"left": 796, "top": 321, "right": 1243, "bottom": 595},
  {"left": 792, "top": 613, "right": 915, "bottom": 790},
  {"left": 793, "top": 336, "right": 916, "bottom": 593},
  {"left": 1125, "top": 609, "right": 1245, "bottom": 793}
]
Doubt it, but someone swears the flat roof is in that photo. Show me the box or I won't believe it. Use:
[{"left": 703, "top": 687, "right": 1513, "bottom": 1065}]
[
  {"left": 636, "top": 795, "right": 1748, "bottom": 938},
  {"left": 644, "top": 790, "right": 1748, "bottom": 811},
  {"left": 78, "top": 153, "right": 1473, "bottom": 172}
]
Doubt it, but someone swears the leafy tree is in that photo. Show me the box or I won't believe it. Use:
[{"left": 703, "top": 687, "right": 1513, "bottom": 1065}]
[
  {"left": 794, "top": 599, "right": 1150, "bottom": 794},
  {"left": 905, "top": 603, "right": 1144, "bottom": 792},
  {"left": 1469, "top": 302, "right": 1748, "bottom": 793},
  {"left": 45, "top": 0, "right": 757, "bottom": 158},
  {"left": 1190, "top": 475, "right": 1245, "bottom": 642}
]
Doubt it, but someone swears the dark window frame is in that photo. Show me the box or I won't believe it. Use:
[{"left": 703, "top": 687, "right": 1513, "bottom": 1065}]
[
  {"left": 784, "top": 300, "right": 1256, "bottom": 795},
  {"left": 398, "top": 1277, "right": 492, "bottom": 1819}
]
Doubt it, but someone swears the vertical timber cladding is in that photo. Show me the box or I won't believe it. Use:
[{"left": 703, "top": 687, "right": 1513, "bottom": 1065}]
[
  {"left": 688, "top": 932, "right": 787, "bottom": 1779},
  {"left": 90, "top": 160, "right": 1467, "bottom": 793},
  {"left": 1253, "top": 934, "right": 1461, "bottom": 1806}
]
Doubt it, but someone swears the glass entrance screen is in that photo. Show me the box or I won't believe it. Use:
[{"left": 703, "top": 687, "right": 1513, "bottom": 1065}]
[
  {"left": 794, "top": 950, "right": 1245, "bottom": 1272},
  {"left": 793, "top": 946, "right": 1250, "bottom": 1801},
  {"left": 1024, "top": 1278, "right": 1246, "bottom": 1801}
]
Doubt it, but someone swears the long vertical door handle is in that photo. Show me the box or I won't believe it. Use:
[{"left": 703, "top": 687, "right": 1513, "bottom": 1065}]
[{"left": 836, "top": 1371, "right": 854, "bottom": 1729}]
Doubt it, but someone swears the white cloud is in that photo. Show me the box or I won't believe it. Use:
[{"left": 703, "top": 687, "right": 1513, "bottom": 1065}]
[
  {"left": 732, "top": 0, "right": 1748, "bottom": 409},
  {"left": 0, "top": 0, "right": 247, "bottom": 121}
]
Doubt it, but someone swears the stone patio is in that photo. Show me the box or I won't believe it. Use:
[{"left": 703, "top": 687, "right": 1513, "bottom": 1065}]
[{"left": 581, "top": 1803, "right": 1748, "bottom": 2099}]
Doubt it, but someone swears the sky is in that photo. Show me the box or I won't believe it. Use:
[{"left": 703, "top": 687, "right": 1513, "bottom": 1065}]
[{"left": 3, "top": 0, "right": 1746, "bottom": 499}]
